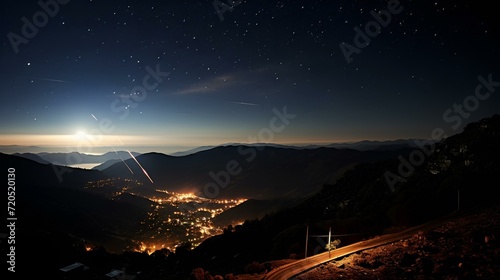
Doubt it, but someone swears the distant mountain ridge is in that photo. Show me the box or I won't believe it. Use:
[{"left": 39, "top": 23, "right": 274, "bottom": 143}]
[
  {"left": 10, "top": 152, "right": 50, "bottom": 164},
  {"left": 1, "top": 139, "right": 424, "bottom": 158},
  {"left": 168, "top": 139, "right": 425, "bottom": 157},
  {"left": 326, "top": 139, "right": 423, "bottom": 151},
  {"left": 169, "top": 145, "right": 217, "bottom": 157},
  {"left": 13, "top": 150, "right": 141, "bottom": 166},
  {"left": 102, "top": 145, "right": 413, "bottom": 199}
]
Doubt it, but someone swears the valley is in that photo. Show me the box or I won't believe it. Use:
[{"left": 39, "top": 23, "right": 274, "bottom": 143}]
[
  {"left": 1, "top": 115, "right": 499, "bottom": 279},
  {"left": 83, "top": 178, "right": 247, "bottom": 253}
]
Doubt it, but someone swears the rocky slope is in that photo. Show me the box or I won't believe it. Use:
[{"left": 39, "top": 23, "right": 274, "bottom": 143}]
[{"left": 294, "top": 205, "right": 500, "bottom": 280}]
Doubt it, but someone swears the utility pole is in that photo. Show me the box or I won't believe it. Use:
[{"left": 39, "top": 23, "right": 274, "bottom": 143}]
[
  {"left": 328, "top": 226, "right": 331, "bottom": 258},
  {"left": 305, "top": 225, "right": 309, "bottom": 258},
  {"left": 458, "top": 189, "right": 460, "bottom": 212}
]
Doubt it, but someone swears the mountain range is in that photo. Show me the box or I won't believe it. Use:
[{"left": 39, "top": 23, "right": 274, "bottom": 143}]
[
  {"left": 101, "top": 145, "right": 413, "bottom": 199},
  {"left": 167, "top": 139, "right": 425, "bottom": 157},
  {"left": 4, "top": 140, "right": 422, "bottom": 200},
  {"left": 13, "top": 150, "right": 141, "bottom": 167},
  {"left": 1, "top": 114, "right": 499, "bottom": 278},
  {"left": 181, "top": 114, "right": 500, "bottom": 277},
  {"left": 1, "top": 138, "right": 423, "bottom": 161}
]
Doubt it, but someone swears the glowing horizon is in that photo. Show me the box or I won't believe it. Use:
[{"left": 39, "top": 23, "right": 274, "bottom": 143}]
[{"left": 0, "top": 133, "right": 404, "bottom": 150}]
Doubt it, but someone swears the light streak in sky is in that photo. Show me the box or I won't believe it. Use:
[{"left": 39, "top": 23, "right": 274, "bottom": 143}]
[
  {"left": 17, "top": 75, "right": 69, "bottom": 83},
  {"left": 87, "top": 113, "right": 153, "bottom": 183},
  {"left": 112, "top": 146, "right": 134, "bottom": 175},
  {"left": 230, "top": 101, "right": 260, "bottom": 106},
  {"left": 115, "top": 136, "right": 153, "bottom": 183},
  {"left": 89, "top": 114, "right": 134, "bottom": 175},
  {"left": 127, "top": 150, "right": 154, "bottom": 184}
]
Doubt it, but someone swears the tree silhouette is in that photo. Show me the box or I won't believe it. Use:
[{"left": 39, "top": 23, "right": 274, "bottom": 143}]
[{"left": 325, "top": 239, "right": 341, "bottom": 250}]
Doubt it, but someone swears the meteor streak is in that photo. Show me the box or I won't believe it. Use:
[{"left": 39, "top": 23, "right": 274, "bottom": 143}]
[
  {"left": 127, "top": 150, "right": 154, "bottom": 184},
  {"left": 16, "top": 75, "right": 69, "bottom": 83},
  {"left": 112, "top": 147, "right": 133, "bottom": 175},
  {"left": 230, "top": 101, "right": 260, "bottom": 106}
]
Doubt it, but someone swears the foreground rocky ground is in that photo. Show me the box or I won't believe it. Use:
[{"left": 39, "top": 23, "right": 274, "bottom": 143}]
[
  {"left": 189, "top": 205, "right": 499, "bottom": 280},
  {"left": 294, "top": 205, "right": 500, "bottom": 280}
]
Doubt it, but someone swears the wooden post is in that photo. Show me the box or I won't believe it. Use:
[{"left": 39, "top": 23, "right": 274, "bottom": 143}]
[
  {"left": 305, "top": 225, "right": 309, "bottom": 258},
  {"left": 328, "top": 226, "right": 331, "bottom": 258}
]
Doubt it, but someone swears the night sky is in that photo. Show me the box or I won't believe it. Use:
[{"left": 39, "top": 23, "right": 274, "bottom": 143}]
[{"left": 1, "top": 0, "right": 499, "bottom": 154}]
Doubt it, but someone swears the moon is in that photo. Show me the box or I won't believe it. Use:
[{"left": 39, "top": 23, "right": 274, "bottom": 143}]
[{"left": 75, "top": 130, "right": 87, "bottom": 140}]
